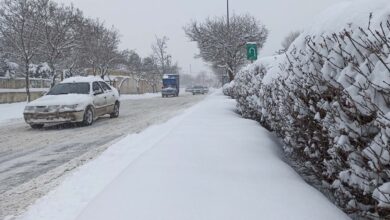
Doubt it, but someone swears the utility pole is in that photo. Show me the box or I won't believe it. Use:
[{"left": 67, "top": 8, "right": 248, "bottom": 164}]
[
  {"left": 227, "top": 0, "right": 230, "bottom": 30},
  {"left": 221, "top": 68, "right": 224, "bottom": 87},
  {"left": 224, "top": 0, "right": 230, "bottom": 85}
]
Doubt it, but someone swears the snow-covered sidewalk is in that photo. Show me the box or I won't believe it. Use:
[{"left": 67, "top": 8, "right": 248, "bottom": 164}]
[{"left": 17, "top": 92, "right": 349, "bottom": 220}]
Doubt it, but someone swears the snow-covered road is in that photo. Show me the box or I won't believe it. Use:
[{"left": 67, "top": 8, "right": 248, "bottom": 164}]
[
  {"left": 17, "top": 92, "right": 349, "bottom": 220},
  {"left": 0, "top": 94, "right": 204, "bottom": 219}
]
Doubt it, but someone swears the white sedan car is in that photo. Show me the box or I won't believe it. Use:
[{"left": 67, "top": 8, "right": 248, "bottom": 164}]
[{"left": 24, "top": 76, "right": 120, "bottom": 129}]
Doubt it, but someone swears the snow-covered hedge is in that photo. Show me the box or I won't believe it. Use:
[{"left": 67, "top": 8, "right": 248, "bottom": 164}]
[
  {"left": 227, "top": 0, "right": 390, "bottom": 218},
  {"left": 222, "top": 81, "right": 235, "bottom": 98}
]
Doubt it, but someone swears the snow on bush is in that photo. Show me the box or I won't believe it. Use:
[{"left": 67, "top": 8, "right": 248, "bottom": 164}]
[
  {"left": 0, "top": 59, "right": 19, "bottom": 78},
  {"left": 228, "top": 0, "right": 390, "bottom": 218},
  {"left": 29, "top": 63, "right": 52, "bottom": 79},
  {"left": 222, "top": 80, "right": 235, "bottom": 98}
]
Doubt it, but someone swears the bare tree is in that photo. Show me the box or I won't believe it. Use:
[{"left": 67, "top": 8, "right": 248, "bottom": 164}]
[
  {"left": 123, "top": 50, "right": 145, "bottom": 94},
  {"left": 95, "top": 26, "right": 121, "bottom": 80},
  {"left": 39, "top": 0, "right": 83, "bottom": 86},
  {"left": 0, "top": 0, "right": 44, "bottom": 101},
  {"left": 150, "top": 36, "right": 179, "bottom": 92},
  {"left": 61, "top": 16, "right": 90, "bottom": 78},
  {"left": 123, "top": 42, "right": 179, "bottom": 94},
  {"left": 142, "top": 56, "right": 160, "bottom": 93},
  {"left": 79, "top": 19, "right": 121, "bottom": 79},
  {"left": 184, "top": 14, "right": 268, "bottom": 81},
  {"left": 151, "top": 36, "right": 171, "bottom": 76}
]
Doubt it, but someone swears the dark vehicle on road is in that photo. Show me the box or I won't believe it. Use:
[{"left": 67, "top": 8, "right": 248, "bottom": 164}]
[
  {"left": 185, "top": 86, "right": 194, "bottom": 93},
  {"left": 162, "top": 74, "right": 180, "bottom": 97},
  {"left": 192, "top": 85, "right": 206, "bottom": 95}
]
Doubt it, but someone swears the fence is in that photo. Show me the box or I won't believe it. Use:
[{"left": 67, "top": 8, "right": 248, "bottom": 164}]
[
  {"left": 114, "top": 77, "right": 161, "bottom": 94},
  {"left": 0, "top": 91, "right": 42, "bottom": 104},
  {"left": 0, "top": 77, "right": 52, "bottom": 89},
  {"left": 0, "top": 76, "right": 161, "bottom": 103}
]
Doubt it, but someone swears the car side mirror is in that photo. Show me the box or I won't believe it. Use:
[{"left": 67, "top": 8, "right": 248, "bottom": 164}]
[
  {"left": 41, "top": 91, "right": 48, "bottom": 96},
  {"left": 93, "top": 91, "right": 102, "bottom": 96}
]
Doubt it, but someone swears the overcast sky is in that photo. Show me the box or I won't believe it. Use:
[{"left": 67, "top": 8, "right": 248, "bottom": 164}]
[{"left": 56, "top": 0, "right": 352, "bottom": 75}]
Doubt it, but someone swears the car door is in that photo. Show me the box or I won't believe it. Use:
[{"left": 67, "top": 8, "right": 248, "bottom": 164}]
[
  {"left": 92, "top": 82, "right": 107, "bottom": 116},
  {"left": 99, "top": 81, "right": 116, "bottom": 113}
]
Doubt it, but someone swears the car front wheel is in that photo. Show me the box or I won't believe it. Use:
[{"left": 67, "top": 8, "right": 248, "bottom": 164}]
[
  {"left": 82, "top": 106, "right": 94, "bottom": 126},
  {"left": 110, "top": 102, "right": 120, "bottom": 118},
  {"left": 30, "top": 124, "right": 44, "bottom": 129}
]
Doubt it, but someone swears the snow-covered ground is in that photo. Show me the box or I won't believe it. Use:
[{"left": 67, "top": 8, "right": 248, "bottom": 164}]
[
  {"left": 17, "top": 92, "right": 349, "bottom": 220},
  {"left": 120, "top": 89, "right": 193, "bottom": 100},
  {"left": 0, "top": 102, "right": 27, "bottom": 124},
  {"left": 119, "top": 92, "right": 161, "bottom": 101}
]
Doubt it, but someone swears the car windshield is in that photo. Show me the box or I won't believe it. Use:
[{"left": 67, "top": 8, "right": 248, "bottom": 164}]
[
  {"left": 47, "top": 83, "right": 90, "bottom": 95},
  {"left": 162, "top": 79, "right": 177, "bottom": 88}
]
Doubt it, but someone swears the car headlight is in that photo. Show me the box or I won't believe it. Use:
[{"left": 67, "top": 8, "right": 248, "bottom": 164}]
[
  {"left": 60, "top": 104, "right": 78, "bottom": 111},
  {"left": 24, "top": 106, "right": 36, "bottom": 112},
  {"left": 47, "top": 105, "right": 60, "bottom": 112}
]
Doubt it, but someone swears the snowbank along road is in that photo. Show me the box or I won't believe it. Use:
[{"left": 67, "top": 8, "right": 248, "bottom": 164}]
[{"left": 0, "top": 94, "right": 205, "bottom": 219}]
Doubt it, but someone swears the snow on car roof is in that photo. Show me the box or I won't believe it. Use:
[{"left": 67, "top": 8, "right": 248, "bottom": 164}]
[{"left": 61, "top": 76, "right": 105, "bottom": 84}]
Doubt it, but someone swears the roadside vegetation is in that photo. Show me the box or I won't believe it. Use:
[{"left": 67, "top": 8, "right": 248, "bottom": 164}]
[
  {"left": 184, "top": 14, "right": 268, "bottom": 82},
  {"left": 224, "top": 7, "right": 390, "bottom": 219}
]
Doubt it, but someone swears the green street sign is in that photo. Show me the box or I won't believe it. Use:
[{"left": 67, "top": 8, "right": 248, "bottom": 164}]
[{"left": 246, "top": 43, "right": 258, "bottom": 61}]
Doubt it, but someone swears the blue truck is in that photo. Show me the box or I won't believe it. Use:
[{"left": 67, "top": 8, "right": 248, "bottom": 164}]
[{"left": 162, "top": 74, "right": 180, "bottom": 98}]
